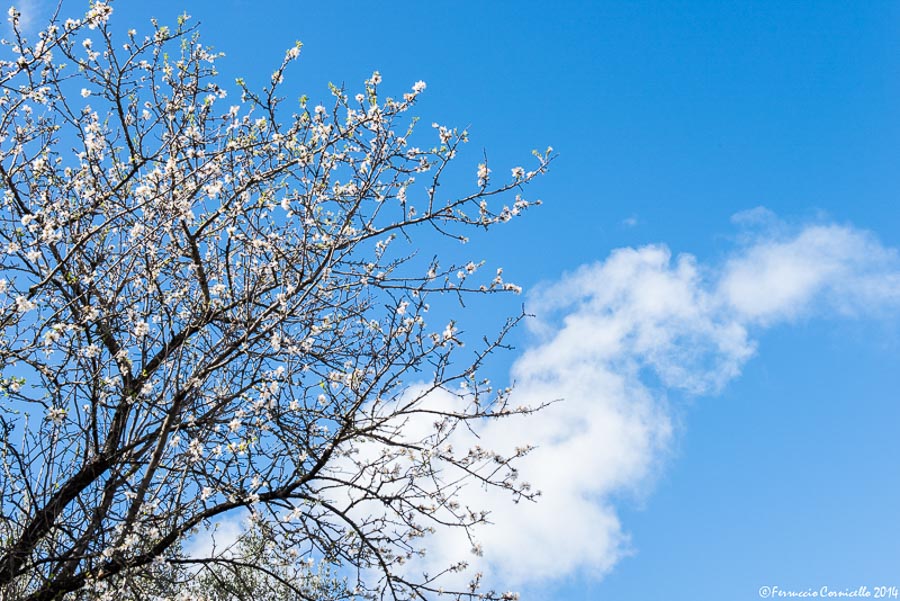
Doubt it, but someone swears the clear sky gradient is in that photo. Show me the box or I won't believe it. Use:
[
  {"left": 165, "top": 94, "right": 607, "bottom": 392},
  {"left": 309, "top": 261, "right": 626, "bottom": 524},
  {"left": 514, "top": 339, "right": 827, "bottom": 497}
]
[{"left": 21, "top": 2, "right": 900, "bottom": 599}]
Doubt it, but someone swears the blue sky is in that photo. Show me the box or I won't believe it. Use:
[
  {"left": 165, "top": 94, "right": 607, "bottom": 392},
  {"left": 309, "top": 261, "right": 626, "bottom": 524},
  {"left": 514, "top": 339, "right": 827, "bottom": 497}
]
[{"left": 21, "top": 1, "right": 900, "bottom": 598}]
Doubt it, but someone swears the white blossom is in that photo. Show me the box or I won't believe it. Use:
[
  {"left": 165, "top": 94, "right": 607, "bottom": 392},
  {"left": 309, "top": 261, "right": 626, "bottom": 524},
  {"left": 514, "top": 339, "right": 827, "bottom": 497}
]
[
  {"left": 442, "top": 322, "right": 456, "bottom": 341},
  {"left": 477, "top": 162, "right": 491, "bottom": 186},
  {"left": 15, "top": 296, "right": 36, "bottom": 313},
  {"left": 133, "top": 320, "right": 150, "bottom": 338},
  {"left": 80, "top": 344, "right": 101, "bottom": 358},
  {"left": 46, "top": 407, "right": 67, "bottom": 425}
]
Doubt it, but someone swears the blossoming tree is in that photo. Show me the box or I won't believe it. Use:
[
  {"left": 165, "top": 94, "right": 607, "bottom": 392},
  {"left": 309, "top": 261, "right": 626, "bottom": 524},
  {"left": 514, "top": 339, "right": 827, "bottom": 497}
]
[{"left": 0, "top": 3, "right": 551, "bottom": 601}]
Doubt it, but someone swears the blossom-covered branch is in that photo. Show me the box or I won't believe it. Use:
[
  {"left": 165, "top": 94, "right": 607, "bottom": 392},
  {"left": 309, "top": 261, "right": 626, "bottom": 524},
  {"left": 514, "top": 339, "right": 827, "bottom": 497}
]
[{"left": 0, "top": 3, "right": 552, "bottom": 600}]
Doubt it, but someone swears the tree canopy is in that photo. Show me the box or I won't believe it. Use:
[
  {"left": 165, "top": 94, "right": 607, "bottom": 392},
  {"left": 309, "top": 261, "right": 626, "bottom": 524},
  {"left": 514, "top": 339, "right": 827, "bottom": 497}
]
[{"left": 0, "top": 3, "right": 551, "bottom": 600}]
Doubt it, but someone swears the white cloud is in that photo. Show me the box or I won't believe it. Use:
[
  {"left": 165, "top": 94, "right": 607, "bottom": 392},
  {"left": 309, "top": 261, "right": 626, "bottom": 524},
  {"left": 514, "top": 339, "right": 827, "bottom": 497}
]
[
  {"left": 403, "top": 212, "right": 900, "bottom": 591},
  {"left": 722, "top": 223, "right": 900, "bottom": 323},
  {"left": 193, "top": 212, "right": 899, "bottom": 594},
  {"left": 184, "top": 512, "right": 247, "bottom": 560}
]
